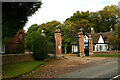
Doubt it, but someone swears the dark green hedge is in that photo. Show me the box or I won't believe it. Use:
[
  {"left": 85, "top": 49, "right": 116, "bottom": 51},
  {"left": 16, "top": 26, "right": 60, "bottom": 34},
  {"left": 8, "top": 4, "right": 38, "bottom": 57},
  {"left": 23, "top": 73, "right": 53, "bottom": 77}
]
[{"left": 33, "top": 34, "right": 49, "bottom": 60}]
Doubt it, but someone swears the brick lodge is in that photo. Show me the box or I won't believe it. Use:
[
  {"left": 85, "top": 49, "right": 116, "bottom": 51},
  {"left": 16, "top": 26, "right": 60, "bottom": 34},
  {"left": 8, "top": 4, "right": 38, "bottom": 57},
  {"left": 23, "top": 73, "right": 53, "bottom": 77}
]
[
  {"left": 0, "top": 29, "right": 25, "bottom": 54},
  {"left": 71, "top": 27, "right": 117, "bottom": 55}
]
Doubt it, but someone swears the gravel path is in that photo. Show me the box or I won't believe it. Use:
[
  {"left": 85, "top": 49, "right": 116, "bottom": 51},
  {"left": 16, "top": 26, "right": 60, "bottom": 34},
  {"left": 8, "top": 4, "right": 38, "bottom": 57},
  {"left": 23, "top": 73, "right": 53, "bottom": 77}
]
[{"left": 22, "top": 55, "right": 118, "bottom": 78}]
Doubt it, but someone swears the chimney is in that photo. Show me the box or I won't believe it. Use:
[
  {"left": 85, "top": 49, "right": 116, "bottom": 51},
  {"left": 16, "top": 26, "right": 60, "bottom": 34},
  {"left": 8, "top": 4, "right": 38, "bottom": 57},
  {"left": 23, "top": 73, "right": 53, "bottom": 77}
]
[{"left": 91, "top": 27, "right": 95, "bottom": 34}]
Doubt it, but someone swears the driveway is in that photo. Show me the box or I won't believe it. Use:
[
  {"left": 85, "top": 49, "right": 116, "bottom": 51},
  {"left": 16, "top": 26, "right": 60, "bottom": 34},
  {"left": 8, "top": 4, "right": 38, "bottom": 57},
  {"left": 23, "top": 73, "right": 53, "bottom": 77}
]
[
  {"left": 22, "top": 54, "right": 119, "bottom": 79},
  {"left": 59, "top": 58, "right": 119, "bottom": 79}
]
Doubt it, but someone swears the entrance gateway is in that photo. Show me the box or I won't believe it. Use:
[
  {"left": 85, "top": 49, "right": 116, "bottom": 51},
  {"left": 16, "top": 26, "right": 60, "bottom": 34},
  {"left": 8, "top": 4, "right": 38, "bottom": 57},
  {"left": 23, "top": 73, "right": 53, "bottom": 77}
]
[
  {"left": 55, "top": 27, "right": 93, "bottom": 58},
  {"left": 78, "top": 28, "right": 93, "bottom": 57}
]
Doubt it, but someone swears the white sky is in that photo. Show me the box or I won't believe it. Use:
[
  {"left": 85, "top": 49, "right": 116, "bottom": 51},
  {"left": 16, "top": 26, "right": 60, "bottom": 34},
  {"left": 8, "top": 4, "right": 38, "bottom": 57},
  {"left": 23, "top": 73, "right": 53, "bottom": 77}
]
[{"left": 24, "top": 0, "right": 120, "bottom": 32}]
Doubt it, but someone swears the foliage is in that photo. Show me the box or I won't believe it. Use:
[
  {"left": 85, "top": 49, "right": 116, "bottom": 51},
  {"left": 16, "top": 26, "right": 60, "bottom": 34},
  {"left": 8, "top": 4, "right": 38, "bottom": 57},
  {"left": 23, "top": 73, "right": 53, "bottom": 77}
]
[
  {"left": 2, "top": 2, "right": 42, "bottom": 44},
  {"left": 66, "top": 11, "right": 91, "bottom": 33},
  {"left": 37, "top": 20, "right": 61, "bottom": 42},
  {"left": 60, "top": 21, "right": 77, "bottom": 53},
  {"left": 61, "top": 5, "right": 119, "bottom": 53},
  {"left": 26, "top": 31, "right": 40, "bottom": 51},
  {"left": 26, "top": 21, "right": 60, "bottom": 53},
  {"left": 98, "top": 5, "right": 118, "bottom": 32},
  {"left": 33, "top": 34, "right": 49, "bottom": 60},
  {"left": 65, "top": 5, "right": 118, "bottom": 33},
  {"left": 26, "top": 5, "right": 119, "bottom": 54},
  {"left": 107, "top": 25, "right": 120, "bottom": 49},
  {"left": 26, "top": 24, "right": 39, "bottom": 36},
  {"left": 48, "top": 42, "right": 55, "bottom": 53},
  {"left": 2, "top": 61, "right": 44, "bottom": 78}
]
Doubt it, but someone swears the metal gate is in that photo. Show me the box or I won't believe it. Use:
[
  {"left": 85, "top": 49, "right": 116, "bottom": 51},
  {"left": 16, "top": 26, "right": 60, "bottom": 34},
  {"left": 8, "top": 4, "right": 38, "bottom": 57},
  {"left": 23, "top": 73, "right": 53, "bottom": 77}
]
[{"left": 84, "top": 43, "right": 89, "bottom": 56}]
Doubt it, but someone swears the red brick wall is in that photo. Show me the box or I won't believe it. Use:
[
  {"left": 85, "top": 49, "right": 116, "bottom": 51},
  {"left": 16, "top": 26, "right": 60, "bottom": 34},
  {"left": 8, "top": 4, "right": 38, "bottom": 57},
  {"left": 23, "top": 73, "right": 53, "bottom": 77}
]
[
  {"left": 78, "top": 33, "right": 85, "bottom": 56},
  {"left": 55, "top": 32, "right": 62, "bottom": 55},
  {"left": 6, "top": 29, "right": 25, "bottom": 53},
  {"left": 2, "top": 54, "right": 35, "bottom": 65},
  {"left": 89, "top": 35, "right": 93, "bottom": 54}
]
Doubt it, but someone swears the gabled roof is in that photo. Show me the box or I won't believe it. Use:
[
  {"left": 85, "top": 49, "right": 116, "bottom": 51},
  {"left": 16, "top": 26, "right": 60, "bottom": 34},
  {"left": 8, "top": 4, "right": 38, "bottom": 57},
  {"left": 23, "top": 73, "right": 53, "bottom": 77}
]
[
  {"left": 86, "top": 32, "right": 114, "bottom": 43},
  {"left": 71, "top": 31, "right": 114, "bottom": 45}
]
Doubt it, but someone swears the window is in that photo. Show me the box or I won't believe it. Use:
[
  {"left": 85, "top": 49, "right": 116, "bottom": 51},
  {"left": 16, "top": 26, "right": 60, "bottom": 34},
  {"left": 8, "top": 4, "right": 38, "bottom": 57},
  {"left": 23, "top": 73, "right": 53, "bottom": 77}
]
[
  {"left": 93, "top": 46, "right": 95, "bottom": 51},
  {"left": 105, "top": 45, "right": 108, "bottom": 49},
  {"left": 100, "top": 45, "right": 102, "bottom": 51},
  {"left": 0, "top": 45, "right": 5, "bottom": 53}
]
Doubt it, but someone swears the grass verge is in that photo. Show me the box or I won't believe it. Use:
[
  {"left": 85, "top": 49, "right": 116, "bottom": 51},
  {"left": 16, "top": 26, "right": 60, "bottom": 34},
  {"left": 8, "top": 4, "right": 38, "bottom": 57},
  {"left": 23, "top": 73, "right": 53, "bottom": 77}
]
[
  {"left": 92, "top": 55, "right": 120, "bottom": 57},
  {"left": 2, "top": 61, "right": 44, "bottom": 79}
]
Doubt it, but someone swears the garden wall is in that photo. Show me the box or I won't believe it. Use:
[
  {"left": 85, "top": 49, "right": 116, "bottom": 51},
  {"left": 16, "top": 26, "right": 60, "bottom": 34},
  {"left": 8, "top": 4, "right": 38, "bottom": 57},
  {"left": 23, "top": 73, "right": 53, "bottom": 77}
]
[
  {"left": 2, "top": 54, "right": 35, "bottom": 65},
  {"left": 93, "top": 51, "right": 120, "bottom": 55}
]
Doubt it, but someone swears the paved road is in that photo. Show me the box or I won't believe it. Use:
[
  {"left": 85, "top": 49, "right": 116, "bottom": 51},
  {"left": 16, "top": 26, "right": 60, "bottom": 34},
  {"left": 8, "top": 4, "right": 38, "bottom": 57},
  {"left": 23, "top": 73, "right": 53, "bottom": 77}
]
[{"left": 59, "top": 58, "right": 119, "bottom": 79}]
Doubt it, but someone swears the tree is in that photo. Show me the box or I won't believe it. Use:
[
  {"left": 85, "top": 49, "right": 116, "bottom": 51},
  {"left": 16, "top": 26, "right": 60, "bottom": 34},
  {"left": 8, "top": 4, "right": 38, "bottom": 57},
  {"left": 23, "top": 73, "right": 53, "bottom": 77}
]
[
  {"left": 26, "top": 24, "right": 39, "bottom": 36},
  {"left": 60, "top": 21, "right": 77, "bottom": 53},
  {"left": 66, "top": 11, "right": 92, "bottom": 33},
  {"left": 108, "top": 25, "right": 120, "bottom": 50},
  {"left": 26, "top": 21, "right": 61, "bottom": 53},
  {"left": 98, "top": 5, "right": 118, "bottom": 32},
  {"left": 37, "top": 21, "right": 61, "bottom": 53},
  {"left": 2, "top": 2, "right": 42, "bottom": 44},
  {"left": 26, "top": 31, "right": 40, "bottom": 51},
  {"left": 33, "top": 34, "right": 49, "bottom": 61},
  {"left": 37, "top": 20, "right": 61, "bottom": 42},
  {"left": 89, "top": 12, "right": 101, "bottom": 32}
]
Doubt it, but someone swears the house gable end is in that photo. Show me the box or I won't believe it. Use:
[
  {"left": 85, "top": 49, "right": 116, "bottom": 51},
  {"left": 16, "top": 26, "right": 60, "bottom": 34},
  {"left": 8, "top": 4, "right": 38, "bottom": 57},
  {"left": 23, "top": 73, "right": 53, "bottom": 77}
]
[{"left": 98, "top": 35, "right": 104, "bottom": 43}]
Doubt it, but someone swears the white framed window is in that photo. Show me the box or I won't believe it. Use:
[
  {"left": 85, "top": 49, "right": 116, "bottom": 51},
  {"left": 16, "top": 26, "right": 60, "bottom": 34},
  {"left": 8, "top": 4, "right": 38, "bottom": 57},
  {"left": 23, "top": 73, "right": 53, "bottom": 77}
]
[
  {"left": 100, "top": 45, "right": 102, "bottom": 51},
  {"left": 0, "top": 45, "right": 5, "bottom": 53}
]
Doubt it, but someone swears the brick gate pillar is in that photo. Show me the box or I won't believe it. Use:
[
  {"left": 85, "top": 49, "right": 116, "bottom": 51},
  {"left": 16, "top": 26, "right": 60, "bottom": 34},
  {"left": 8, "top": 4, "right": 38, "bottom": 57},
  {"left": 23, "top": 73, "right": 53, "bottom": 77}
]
[
  {"left": 55, "top": 27, "right": 63, "bottom": 59},
  {"left": 78, "top": 29, "right": 85, "bottom": 57},
  {"left": 89, "top": 35, "right": 93, "bottom": 55}
]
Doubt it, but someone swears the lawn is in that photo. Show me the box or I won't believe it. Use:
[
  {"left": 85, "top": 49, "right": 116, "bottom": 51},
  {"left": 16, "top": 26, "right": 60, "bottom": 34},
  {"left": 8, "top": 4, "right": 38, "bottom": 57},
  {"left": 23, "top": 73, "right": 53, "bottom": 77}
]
[
  {"left": 92, "top": 55, "right": 120, "bottom": 57},
  {"left": 2, "top": 61, "right": 44, "bottom": 79}
]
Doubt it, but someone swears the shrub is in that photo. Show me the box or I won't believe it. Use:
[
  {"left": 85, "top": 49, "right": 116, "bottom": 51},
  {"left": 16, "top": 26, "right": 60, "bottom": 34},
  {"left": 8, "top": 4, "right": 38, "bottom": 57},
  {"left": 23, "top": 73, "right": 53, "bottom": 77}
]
[
  {"left": 48, "top": 42, "right": 55, "bottom": 53},
  {"left": 26, "top": 31, "right": 40, "bottom": 52},
  {"left": 33, "top": 34, "right": 49, "bottom": 60}
]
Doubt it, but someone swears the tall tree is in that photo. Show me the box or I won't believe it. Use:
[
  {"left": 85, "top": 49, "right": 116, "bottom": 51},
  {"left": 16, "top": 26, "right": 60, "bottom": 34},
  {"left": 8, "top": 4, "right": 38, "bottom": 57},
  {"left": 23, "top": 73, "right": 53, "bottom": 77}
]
[
  {"left": 37, "top": 20, "right": 61, "bottom": 42},
  {"left": 89, "top": 12, "right": 101, "bottom": 32},
  {"left": 107, "top": 25, "right": 120, "bottom": 50},
  {"left": 26, "top": 24, "right": 39, "bottom": 36},
  {"left": 99, "top": 5, "right": 118, "bottom": 32},
  {"left": 60, "top": 21, "right": 77, "bottom": 53},
  {"left": 66, "top": 11, "right": 91, "bottom": 33},
  {"left": 2, "top": 2, "right": 42, "bottom": 44}
]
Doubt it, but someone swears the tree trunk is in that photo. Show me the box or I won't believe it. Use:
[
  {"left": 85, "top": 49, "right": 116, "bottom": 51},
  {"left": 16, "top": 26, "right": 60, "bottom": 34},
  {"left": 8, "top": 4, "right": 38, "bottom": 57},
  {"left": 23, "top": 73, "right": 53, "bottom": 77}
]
[{"left": 65, "top": 43, "right": 68, "bottom": 54}]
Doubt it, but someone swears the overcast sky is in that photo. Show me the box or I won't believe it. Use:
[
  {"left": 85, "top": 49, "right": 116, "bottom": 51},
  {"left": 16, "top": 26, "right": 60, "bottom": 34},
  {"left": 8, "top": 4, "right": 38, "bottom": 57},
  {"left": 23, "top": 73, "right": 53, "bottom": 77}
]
[{"left": 24, "top": 0, "right": 120, "bottom": 32}]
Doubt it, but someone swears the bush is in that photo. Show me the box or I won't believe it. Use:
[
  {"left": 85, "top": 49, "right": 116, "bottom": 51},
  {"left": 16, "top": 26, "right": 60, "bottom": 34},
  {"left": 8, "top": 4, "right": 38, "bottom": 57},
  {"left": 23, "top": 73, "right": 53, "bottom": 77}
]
[
  {"left": 33, "top": 35, "right": 49, "bottom": 60},
  {"left": 48, "top": 42, "right": 55, "bottom": 53},
  {"left": 26, "top": 31, "right": 40, "bottom": 52}
]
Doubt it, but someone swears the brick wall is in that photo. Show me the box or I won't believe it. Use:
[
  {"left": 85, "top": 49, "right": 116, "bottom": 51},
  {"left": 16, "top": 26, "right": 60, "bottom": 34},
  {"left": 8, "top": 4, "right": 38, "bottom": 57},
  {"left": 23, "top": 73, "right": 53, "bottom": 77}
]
[
  {"left": 2, "top": 54, "right": 35, "bottom": 65},
  {"left": 6, "top": 29, "right": 25, "bottom": 53},
  {"left": 93, "top": 51, "right": 120, "bottom": 55}
]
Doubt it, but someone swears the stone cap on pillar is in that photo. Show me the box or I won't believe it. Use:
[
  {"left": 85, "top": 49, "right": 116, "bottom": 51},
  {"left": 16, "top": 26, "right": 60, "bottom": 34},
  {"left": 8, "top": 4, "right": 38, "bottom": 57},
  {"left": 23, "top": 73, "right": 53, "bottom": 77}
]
[
  {"left": 78, "top": 28, "right": 83, "bottom": 35},
  {"left": 41, "top": 30, "right": 46, "bottom": 37},
  {"left": 55, "top": 29, "right": 61, "bottom": 33},
  {"left": 55, "top": 25, "right": 61, "bottom": 33},
  {"left": 88, "top": 34, "right": 92, "bottom": 40}
]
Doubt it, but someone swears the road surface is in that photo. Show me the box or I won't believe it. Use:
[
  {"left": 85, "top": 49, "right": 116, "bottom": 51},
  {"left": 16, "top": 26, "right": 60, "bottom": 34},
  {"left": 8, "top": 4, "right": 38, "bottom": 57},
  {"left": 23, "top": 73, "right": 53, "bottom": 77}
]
[{"left": 59, "top": 58, "right": 119, "bottom": 79}]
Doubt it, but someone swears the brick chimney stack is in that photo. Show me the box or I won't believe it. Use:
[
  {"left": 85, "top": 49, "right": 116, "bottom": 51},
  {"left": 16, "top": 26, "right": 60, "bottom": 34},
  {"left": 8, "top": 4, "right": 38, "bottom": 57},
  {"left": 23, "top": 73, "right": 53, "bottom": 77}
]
[{"left": 91, "top": 27, "right": 95, "bottom": 34}]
